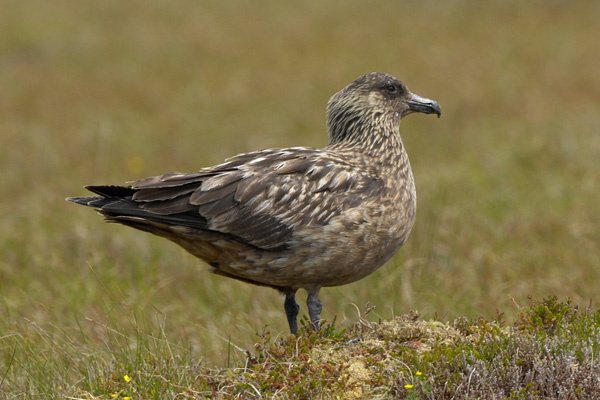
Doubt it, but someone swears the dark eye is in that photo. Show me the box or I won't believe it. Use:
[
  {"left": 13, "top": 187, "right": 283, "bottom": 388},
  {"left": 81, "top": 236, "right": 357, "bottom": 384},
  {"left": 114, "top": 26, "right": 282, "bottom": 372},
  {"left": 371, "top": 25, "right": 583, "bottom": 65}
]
[{"left": 385, "top": 85, "right": 397, "bottom": 94}]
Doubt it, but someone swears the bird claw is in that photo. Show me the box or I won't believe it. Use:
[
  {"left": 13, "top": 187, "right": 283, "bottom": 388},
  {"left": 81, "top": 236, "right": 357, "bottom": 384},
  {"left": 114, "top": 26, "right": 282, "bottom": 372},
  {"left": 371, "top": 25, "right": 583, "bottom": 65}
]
[{"left": 311, "top": 318, "right": 324, "bottom": 331}]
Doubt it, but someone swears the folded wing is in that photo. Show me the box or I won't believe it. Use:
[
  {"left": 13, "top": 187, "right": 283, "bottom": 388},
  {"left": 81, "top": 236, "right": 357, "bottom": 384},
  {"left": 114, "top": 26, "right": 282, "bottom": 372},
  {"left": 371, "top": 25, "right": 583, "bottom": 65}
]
[{"left": 76, "top": 147, "right": 381, "bottom": 250}]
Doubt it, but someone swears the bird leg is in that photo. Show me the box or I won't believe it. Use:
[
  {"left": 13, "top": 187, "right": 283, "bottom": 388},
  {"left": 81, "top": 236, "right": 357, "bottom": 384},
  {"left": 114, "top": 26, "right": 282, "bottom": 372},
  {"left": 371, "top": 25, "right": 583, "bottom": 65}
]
[
  {"left": 306, "top": 289, "right": 323, "bottom": 331},
  {"left": 283, "top": 291, "right": 300, "bottom": 335}
]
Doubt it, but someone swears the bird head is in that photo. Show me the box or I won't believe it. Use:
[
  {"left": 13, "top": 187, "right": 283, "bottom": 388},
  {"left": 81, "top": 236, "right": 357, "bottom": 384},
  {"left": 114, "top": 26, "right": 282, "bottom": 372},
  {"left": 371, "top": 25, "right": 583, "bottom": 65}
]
[{"left": 327, "top": 72, "right": 441, "bottom": 144}]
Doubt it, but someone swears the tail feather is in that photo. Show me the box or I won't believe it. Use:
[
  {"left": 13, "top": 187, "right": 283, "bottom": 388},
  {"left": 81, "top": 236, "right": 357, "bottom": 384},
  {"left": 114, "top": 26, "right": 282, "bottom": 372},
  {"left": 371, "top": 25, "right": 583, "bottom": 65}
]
[{"left": 66, "top": 185, "right": 209, "bottom": 230}]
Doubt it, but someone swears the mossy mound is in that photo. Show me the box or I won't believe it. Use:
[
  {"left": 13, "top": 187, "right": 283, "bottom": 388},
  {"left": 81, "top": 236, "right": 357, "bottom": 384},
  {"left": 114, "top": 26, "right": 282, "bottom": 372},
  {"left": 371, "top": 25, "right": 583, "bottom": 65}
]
[
  {"left": 72, "top": 297, "right": 600, "bottom": 399},
  {"left": 195, "top": 297, "right": 600, "bottom": 399}
]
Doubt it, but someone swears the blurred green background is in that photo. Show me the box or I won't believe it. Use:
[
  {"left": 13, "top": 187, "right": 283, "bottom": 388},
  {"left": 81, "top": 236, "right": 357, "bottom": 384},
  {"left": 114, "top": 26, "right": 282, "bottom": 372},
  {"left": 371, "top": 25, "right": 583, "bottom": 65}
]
[{"left": 1, "top": 0, "right": 599, "bottom": 369}]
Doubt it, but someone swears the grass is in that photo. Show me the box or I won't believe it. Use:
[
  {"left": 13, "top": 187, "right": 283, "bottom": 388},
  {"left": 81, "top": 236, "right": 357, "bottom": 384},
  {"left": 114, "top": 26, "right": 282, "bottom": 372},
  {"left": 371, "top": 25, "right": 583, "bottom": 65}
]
[
  {"left": 1, "top": 0, "right": 600, "bottom": 397},
  {"left": 4, "top": 297, "right": 600, "bottom": 398}
]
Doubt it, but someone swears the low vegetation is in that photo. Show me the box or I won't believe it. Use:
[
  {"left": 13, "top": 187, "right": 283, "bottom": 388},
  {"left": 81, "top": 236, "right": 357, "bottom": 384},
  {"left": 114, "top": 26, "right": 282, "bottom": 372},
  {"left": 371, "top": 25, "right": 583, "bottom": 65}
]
[{"left": 2, "top": 297, "right": 599, "bottom": 398}]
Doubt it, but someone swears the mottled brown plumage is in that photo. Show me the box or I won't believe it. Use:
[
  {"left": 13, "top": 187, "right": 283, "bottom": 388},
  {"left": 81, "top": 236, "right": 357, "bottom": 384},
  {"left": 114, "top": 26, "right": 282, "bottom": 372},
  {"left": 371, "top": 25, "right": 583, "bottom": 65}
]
[{"left": 68, "top": 72, "right": 441, "bottom": 334}]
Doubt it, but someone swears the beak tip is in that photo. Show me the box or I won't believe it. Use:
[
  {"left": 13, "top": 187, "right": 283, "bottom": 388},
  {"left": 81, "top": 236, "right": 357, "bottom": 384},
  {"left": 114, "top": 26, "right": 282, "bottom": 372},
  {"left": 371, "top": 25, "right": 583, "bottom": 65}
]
[{"left": 432, "top": 100, "right": 442, "bottom": 118}]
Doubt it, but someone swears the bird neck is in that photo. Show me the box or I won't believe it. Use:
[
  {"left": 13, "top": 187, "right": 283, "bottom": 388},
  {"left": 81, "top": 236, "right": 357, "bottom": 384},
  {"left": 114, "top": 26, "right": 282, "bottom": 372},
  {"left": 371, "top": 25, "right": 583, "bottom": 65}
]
[{"left": 327, "top": 111, "right": 409, "bottom": 169}]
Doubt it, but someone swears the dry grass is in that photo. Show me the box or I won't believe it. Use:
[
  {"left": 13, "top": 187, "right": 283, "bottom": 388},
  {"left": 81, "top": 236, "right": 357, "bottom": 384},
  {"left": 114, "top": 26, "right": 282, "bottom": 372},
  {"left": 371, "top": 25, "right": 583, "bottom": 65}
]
[{"left": 1, "top": 0, "right": 599, "bottom": 397}]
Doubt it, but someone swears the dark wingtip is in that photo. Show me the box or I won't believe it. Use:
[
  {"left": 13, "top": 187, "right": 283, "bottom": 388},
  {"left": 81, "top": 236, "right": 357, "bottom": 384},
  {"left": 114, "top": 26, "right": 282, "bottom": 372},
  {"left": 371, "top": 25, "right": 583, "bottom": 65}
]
[
  {"left": 67, "top": 185, "right": 136, "bottom": 207},
  {"left": 84, "top": 185, "right": 136, "bottom": 198},
  {"left": 66, "top": 196, "right": 98, "bottom": 206}
]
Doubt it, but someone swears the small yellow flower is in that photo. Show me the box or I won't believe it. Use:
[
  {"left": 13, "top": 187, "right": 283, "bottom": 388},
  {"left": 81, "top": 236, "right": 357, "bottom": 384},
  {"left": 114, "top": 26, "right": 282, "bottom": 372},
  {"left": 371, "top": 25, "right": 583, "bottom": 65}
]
[
  {"left": 124, "top": 397, "right": 131, "bottom": 400},
  {"left": 124, "top": 375, "right": 131, "bottom": 382},
  {"left": 111, "top": 395, "right": 116, "bottom": 398},
  {"left": 405, "top": 384, "right": 414, "bottom": 389},
  {"left": 416, "top": 371, "right": 422, "bottom": 376}
]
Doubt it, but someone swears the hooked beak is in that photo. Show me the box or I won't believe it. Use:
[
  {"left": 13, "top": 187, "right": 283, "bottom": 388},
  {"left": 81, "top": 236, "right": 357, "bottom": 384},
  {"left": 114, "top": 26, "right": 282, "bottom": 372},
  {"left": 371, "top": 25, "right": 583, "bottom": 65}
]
[{"left": 403, "top": 93, "right": 442, "bottom": 118}]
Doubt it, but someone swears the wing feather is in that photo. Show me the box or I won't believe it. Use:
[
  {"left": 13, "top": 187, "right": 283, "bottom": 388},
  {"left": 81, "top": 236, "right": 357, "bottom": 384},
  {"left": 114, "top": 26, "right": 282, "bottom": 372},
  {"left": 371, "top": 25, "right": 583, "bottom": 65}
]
[
  {"left": 190, "top": 180, "right": 240, "bottom": 205},
  {"left": 132, "top": 171, "right": 206, "bottom": 189},
  {"left": 141, "top": 195, "right": 198, "bottom": 214},
  {"left": 133, "top": 183, "right": 198, "bottom": 202},
  {"left": 89, "top": 148, "right": 381, "bottom": 250}
]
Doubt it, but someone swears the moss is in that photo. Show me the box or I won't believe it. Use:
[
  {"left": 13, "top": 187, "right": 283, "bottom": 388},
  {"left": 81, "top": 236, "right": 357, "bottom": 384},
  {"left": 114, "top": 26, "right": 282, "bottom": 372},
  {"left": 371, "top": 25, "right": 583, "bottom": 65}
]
[{"left": 197, "top": 297, "right": 600, "bottom": 399}]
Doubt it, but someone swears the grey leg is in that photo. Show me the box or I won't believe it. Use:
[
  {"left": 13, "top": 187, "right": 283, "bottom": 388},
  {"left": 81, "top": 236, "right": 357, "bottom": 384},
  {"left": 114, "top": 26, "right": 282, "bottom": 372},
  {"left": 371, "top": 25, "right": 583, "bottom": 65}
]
[
  {"left": 306, "top": 289, "right": 323, "bottom": 331},
  {"left": 284, "top": 291, "right": 300, "bottom": 334}
]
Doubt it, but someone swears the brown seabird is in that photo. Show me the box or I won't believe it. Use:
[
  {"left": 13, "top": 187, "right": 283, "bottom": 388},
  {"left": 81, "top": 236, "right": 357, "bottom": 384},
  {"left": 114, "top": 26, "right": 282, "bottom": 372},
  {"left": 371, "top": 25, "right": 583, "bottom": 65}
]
[{"left": 68, "top": 72, "right": 441, "bottom": 334}]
